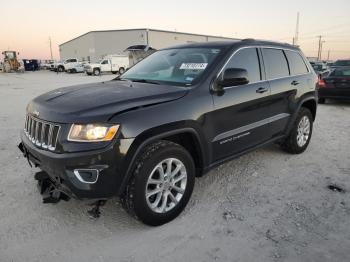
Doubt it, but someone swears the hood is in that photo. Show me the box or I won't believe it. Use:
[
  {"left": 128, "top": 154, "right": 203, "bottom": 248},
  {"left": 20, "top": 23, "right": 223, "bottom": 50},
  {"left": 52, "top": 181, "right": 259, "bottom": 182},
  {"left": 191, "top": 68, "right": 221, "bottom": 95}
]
[{"left": 27, "top": 80, "right": 188, "bottom": 123}]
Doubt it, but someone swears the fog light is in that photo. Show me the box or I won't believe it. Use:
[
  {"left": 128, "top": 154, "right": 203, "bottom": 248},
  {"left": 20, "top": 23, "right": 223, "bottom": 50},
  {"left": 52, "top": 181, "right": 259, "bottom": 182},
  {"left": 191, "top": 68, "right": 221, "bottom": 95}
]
[{"left": 73, "top": 169, "right": 99, "bottom": 184}]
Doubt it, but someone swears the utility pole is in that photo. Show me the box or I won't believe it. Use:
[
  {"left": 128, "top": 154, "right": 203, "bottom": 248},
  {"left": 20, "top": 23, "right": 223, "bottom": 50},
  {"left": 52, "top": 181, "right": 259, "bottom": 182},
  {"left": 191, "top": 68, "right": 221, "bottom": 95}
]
[
  {"left": 293, "top": 12, "right": 300, "bottom": 46},
  {"left": 327, "top": 50, "right": 330, "bottom": 61},
  {"left": 320, "top": 40, "right": 325, "bottom": 61},
  {"left": 317, "top": 35, "right": 322, "bottom": 61},
  {"left": 49, "top": 37, "right": 53, "bottom": 60}
]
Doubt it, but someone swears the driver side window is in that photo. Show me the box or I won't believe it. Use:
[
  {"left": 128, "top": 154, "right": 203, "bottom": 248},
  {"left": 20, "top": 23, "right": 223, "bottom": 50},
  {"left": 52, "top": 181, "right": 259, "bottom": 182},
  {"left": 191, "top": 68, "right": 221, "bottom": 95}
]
[{"left": 224, "top": 48, "right": 261, "bottom": 83}]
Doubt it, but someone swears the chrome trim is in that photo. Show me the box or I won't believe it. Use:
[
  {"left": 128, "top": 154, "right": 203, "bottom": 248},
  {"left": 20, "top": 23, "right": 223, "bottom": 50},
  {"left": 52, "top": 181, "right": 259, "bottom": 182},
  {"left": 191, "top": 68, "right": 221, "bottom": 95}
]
[
  {"left": 73, "top": 169, "right": 99, "bottom": 184},
  {"left": 24, "top": 115, "right": 60, "bottom": 151},
  {"left": 213, "top": 45, "right": 312, "bottom": 91},
  {"left": 213, "top": 113, "right": 290, "bottom": 142}
]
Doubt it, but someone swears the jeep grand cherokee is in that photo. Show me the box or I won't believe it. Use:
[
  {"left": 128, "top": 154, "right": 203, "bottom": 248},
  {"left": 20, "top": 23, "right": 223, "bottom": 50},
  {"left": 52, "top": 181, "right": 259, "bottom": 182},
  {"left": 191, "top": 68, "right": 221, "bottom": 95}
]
[{"left": 19, "top": 39, "right": 318, "bottom": 226}]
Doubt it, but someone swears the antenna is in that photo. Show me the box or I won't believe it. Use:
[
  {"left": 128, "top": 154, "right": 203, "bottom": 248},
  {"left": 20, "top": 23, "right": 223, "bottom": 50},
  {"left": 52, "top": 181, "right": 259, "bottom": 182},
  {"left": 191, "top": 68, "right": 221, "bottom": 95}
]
[{"left": 293, "top": 12, "right": 300, "bottom": 46}]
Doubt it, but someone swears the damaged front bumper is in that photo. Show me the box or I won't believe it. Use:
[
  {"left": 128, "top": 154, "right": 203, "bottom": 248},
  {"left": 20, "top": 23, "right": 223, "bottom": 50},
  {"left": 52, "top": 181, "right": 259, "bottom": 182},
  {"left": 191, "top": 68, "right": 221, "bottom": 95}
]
[{"left": 19, "top": 131, "right": 134, "bottom": 200}]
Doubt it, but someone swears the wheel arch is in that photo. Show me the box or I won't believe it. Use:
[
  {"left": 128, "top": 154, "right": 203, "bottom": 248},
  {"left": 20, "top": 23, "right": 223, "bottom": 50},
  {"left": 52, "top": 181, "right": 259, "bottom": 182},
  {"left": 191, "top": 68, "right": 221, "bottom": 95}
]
[
  {"left": 285, "top": 95, "right": 317, "bottom": 135},
  {"left": 117, "top": 127, "right": 207, "bottom": 196},
  {"left": 301, "top": 99, "right": 317, "bottom": 121}
]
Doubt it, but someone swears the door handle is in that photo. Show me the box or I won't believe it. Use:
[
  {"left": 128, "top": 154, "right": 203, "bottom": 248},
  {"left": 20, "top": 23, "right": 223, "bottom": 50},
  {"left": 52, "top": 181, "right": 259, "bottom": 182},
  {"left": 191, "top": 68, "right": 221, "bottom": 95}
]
[
  {"left": 291, "top": 80, "right": 299, "bottom": 86},
  {"left": 256, "top": 87, "right": 269, "bottom": 94}
]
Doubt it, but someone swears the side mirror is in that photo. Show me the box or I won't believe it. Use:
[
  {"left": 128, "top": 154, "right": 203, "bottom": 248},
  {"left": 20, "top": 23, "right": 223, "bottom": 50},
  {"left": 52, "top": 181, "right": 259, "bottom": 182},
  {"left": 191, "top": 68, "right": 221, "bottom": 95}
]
[{"left": 216, "top": 68, "right": 249, "bottom": 89}]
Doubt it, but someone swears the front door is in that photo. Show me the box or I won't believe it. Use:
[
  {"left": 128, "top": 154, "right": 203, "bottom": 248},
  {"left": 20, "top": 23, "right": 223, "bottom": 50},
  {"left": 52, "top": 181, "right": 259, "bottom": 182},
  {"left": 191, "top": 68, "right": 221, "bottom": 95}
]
[
  {"left": 210, "top": 47, "right": 273, "bottom": 162},
  {"left": 100, "top": 59, "right": 111, "bottom": 72}
]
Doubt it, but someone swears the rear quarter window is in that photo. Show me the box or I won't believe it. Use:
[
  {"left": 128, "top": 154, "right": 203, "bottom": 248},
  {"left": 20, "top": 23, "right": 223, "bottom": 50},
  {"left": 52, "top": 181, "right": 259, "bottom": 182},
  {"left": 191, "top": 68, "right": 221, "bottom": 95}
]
[
  {"left": 285, "top": 50, "right": 309, "bottom": 75},
  {"left": 262, "top": 48, "right": 289, "bottom": 79}
]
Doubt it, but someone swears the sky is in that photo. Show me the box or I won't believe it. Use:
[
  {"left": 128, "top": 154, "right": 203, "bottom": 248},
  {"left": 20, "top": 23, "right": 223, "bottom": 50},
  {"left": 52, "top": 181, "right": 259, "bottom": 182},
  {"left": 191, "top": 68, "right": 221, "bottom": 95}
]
[{"left": 1, "top": 0, "right": 349, "bottom": 60}]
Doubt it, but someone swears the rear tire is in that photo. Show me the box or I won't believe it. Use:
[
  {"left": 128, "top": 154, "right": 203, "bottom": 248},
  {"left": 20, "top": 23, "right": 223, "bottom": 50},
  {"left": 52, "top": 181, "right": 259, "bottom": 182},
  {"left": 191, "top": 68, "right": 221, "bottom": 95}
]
[
  {"left": 281, "top": 107, "right": 313, "bottom": 154},
  {"left": 121, "top": 141, "right": 195, "bottom": 226},
  {"left": 318, "top": 98, "right": 326, "bottom": 104},
  {"left": 57, "top": 66, "right": 64, "bottom": 72},
  {"left": 119, "top": 67, "right": 125, "bottom": 74}
]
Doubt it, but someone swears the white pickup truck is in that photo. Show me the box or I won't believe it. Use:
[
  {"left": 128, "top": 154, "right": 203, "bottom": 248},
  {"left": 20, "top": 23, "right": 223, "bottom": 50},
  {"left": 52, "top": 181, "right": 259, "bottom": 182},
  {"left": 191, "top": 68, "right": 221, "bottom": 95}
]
[
  {"left": 85, "top": 55, "right": 129, "bottom": 76},
  {"left": 55, "top": 58, "right": 80, "bottom": 73}
]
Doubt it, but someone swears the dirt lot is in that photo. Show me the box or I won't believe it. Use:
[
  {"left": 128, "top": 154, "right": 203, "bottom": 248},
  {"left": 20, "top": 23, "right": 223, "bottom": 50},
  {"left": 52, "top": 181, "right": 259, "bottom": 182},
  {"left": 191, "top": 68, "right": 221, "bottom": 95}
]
[{"left": 0, "top": 71, "right": 349, "bottom": 262}]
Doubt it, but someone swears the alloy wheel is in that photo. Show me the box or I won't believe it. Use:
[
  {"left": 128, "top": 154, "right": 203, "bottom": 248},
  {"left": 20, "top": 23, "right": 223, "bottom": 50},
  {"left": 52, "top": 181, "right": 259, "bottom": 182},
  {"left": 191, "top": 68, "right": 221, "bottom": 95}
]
[
  {"left": 145, "top": 158, "right": 187, "bottom": 213},
  {"left": 296, "top": 116, "right": 310, "bottom": 147}
]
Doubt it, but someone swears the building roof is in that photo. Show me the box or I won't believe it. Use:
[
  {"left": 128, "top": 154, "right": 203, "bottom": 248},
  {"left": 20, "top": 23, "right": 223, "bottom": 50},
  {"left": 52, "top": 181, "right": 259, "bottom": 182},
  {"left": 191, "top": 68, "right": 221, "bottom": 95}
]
[{"left": 59, "top": 28, "right": 239, "bottom": 47}]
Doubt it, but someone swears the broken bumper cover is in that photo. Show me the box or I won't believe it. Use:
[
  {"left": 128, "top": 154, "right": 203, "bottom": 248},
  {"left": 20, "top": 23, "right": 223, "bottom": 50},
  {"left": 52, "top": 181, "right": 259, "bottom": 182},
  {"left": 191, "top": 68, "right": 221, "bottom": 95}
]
[{"left": 19, "top": 132, "right": 134, "bottom": 199}]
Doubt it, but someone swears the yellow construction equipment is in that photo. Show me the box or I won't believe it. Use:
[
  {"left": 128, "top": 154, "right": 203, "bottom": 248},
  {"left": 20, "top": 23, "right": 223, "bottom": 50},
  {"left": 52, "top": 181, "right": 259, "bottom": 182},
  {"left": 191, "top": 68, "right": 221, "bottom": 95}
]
[{"left": 2, "top": 51, "right": 20, "bottom": 72}]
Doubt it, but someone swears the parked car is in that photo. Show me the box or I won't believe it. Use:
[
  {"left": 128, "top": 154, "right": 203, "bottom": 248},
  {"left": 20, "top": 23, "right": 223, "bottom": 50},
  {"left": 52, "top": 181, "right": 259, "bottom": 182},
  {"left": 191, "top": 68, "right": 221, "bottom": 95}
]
[
  {"left": 18, "top": 40, "right": 318, "bottom": 226},
  {"left": 84, "top": 55, "right": 129, "bottom": 76},
  {"left": 40, "top": 60, "right": 55, "bottom": 70},
  {"left": 55, "top": 58, "right": 80, "bottom": 72},
  {"left": 317, "top": 67, "right": 350, "bottom": 103},
  {"left": 312, "top": 63, "right": 329, "bottom": 79},
  {"left": 49, "top": 60, "right": 60, "bottom": 71},
  {"left": 330, "top": 59, "right": 350, "bottom": 70},
  {"left": 66, "top": 62, "right": 89, "bottom": 73}
]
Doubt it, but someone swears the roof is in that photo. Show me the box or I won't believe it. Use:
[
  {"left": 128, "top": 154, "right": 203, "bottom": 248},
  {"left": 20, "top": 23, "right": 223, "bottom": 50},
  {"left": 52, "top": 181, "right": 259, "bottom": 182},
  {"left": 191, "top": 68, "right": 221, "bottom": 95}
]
[
  {"left": 59, "top": 28, "right": 239, "bottom": 46},
  {"left": 163, "top": 39, "right": 296, "bottom": 50}
]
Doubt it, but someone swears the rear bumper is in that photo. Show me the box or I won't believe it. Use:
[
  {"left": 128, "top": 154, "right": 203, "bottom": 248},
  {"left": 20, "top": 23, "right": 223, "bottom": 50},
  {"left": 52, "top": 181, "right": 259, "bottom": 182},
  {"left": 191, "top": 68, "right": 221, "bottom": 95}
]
[
  {"left": 20, "top": 131, "right": 134, "bottom": 199},
  {"left": 318, "top": 88, "right": 350, "bottom": 99}
]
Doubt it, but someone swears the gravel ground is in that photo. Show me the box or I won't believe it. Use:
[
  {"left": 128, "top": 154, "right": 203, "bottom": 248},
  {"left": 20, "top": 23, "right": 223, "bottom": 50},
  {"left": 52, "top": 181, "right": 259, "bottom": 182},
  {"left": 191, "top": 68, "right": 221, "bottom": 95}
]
[{"left": 0, "top": 71, "right": 349, "bottom": 262}]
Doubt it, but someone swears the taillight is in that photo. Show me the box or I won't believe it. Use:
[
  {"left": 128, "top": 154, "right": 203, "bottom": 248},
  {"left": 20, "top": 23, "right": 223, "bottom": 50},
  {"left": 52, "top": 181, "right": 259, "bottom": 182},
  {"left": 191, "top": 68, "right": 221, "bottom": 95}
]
[{"left": 318, "top": 77, "right": 326, "bottom": 88}]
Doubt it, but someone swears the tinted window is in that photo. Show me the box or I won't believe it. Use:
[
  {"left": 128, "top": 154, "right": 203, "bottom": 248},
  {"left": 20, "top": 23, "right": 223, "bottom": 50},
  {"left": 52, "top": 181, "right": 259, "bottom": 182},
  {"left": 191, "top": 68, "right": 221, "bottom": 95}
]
[
  {"left": 285, "top": 50, "right": 308, "bottom": 75},
  {"left": 334, "top": 60, "right": 350, "bottom": 66},
  {"left": 101, "top": 60, "right": 109, "bottom": 64},
  {"left": 330, "top": 68, "right": 350, "bottom": 76},
  {"left": 262, "top": 48, "right": 289, "bottom": 79},
  {"left": 225, "top": 48, "right": 261, "bottom": 83}
]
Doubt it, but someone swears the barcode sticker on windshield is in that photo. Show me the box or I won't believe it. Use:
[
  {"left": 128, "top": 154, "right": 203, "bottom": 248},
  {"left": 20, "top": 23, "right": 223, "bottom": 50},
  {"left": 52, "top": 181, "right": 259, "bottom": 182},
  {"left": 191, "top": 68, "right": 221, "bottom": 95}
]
[{"left": 180, "top": 63, "right": 208, "bottom": 70}]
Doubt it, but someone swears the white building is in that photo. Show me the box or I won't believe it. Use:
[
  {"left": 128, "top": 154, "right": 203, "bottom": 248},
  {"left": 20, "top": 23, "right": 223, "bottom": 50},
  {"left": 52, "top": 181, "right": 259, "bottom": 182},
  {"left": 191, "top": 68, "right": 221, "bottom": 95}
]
[{"left": 59, "top": 28, "right": 238, "bottom": 62}]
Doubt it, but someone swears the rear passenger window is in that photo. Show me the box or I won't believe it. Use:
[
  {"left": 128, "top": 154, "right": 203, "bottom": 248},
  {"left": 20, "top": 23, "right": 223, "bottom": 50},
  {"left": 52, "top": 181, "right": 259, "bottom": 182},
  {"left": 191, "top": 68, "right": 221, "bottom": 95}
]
[
  {"left": 285, "top": 50, "right": 308, "bottom": 75},
  {"left": 225, "top": 48, "right": 261, "bottom": 83},
  {"left": 262, "top": 48, "right": 289, "bottom": 79}
]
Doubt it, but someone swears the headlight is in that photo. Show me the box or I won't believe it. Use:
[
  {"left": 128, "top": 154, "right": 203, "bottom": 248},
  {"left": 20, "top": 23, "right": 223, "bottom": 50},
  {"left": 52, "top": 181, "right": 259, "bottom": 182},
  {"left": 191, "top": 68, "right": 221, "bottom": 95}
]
[{"left": 68, "top": 124, "right": 119, "bottom": 142}]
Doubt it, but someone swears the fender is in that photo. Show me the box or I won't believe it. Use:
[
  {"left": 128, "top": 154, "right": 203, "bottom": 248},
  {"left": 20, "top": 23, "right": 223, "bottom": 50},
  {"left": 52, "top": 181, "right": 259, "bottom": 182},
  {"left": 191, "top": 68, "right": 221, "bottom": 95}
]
[
  {"left": 117, "top": 126, "right": 207, "bottom": 196},
  {"left": 285, "top": 92, "right": 317, "bottom": 135}
]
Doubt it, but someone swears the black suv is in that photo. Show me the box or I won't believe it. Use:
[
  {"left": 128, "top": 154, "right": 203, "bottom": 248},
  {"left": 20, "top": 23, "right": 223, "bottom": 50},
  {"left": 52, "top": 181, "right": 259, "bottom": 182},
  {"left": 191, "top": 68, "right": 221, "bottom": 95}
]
[{"left": 19, "top": 40, "right": 318, "bottom": 226}]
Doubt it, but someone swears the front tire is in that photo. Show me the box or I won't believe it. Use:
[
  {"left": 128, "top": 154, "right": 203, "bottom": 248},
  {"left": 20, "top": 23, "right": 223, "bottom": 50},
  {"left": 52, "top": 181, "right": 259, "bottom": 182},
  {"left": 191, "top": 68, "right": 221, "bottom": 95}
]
[
  {"left": 121, "top": 141, "right": 195, "bottom": 226},
  {"left": 281, "top": 107, "right": 313, "bottom": 154},
  {"left": 93, "top": 68, "right": 100, "bottom": 76},
  {"left": 57, "top": 66, "right": 64, "bottom": 72}
]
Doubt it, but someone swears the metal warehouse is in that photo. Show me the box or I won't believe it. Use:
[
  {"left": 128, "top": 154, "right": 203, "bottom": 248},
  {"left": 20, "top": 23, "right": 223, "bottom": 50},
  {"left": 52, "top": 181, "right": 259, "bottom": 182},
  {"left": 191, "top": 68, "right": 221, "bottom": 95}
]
[{"left": 59, "top": 28, "right": 238, "bottom": 62}]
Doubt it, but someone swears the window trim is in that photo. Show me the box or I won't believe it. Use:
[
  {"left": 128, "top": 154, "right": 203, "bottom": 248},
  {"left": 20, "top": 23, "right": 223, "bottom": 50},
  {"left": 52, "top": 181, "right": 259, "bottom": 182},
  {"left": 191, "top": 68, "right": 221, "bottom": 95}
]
[
  {"left": 214, "top": 45, "right": 312, "bottom": 90},
  {"left": 261, "top": 48, "right": 290, "bottom": 79},
  {"left": 284, "top": 49, "right": 310, "bottom": 76}
]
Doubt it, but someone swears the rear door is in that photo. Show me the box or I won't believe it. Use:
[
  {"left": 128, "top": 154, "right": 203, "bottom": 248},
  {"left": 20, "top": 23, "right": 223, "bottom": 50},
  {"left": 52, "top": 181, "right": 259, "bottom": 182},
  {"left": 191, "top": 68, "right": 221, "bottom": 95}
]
[
  {"left": 261, "top": 48, "right": 308, "bottom": 137},
  {"left": 210, "top": 47, "right": 273, "bottom": 161}
]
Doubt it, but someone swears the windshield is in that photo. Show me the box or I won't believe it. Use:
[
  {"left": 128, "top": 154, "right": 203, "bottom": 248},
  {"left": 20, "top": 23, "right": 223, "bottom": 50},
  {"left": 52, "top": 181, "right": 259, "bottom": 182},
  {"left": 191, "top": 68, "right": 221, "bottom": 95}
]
[{"left": 121, "top": 48, "right": 222, "bottom": 86}]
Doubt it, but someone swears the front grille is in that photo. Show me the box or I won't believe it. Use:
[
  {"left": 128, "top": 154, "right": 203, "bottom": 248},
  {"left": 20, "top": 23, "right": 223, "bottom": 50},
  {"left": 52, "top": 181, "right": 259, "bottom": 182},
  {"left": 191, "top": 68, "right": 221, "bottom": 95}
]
[{"left": 24, "top": 115, "right": 60, "bottom": 151}]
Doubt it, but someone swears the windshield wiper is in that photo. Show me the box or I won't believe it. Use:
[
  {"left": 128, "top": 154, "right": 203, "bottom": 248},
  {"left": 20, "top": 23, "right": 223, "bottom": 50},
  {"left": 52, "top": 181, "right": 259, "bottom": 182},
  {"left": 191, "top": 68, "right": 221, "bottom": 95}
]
[{"left": 129, "top": 79, "right": 161, "bottom": 85}]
